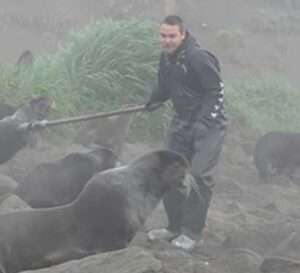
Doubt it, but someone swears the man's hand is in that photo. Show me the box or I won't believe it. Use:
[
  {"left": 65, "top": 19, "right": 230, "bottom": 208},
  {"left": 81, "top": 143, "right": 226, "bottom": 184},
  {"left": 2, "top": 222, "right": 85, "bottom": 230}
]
[
  {"left": 18, "top": 120, "right": 48, "bottom": 131},
  {"left": 31, "top": 120, "right": 48, "bottom": 130}
]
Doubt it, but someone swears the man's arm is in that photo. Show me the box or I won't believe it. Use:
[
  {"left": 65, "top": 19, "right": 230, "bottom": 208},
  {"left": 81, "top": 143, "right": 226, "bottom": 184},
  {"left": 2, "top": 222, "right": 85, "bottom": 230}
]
[
  {"left": 145, "top": 55, "right": 171, "bottom": 111},
  {"left": 190, "top": 49, "right": 224, "bottom": 125}
]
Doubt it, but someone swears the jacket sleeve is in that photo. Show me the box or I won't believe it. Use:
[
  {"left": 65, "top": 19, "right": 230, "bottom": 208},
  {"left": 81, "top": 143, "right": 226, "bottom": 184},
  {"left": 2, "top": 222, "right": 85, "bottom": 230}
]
[
  {"left": 189, "top": 49, "right": 224, "bottom": 124},
  {"left": 147, "top": 55, "right": 171, "bottom": 104}
]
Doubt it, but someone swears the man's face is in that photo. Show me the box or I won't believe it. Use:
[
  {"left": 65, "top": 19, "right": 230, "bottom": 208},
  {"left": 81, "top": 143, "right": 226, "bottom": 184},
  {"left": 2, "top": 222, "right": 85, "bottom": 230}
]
[{"left": 159, "top": 23, "right": 185, "bottom": 55}]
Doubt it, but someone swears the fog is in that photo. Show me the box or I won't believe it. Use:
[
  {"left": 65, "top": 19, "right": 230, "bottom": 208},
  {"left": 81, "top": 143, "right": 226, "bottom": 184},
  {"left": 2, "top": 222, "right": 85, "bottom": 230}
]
[
  {"left": 0, "top": 1, "right": 300, "bottom": 273},
  {"left": 0, "top": 0, "right": 298, "bottom": 87}
]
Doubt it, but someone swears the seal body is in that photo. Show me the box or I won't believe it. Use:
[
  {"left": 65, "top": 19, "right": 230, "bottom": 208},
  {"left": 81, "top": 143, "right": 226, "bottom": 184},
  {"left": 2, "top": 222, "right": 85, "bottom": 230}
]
[
  {"left": 254, "top": 132, "right": 300, "bottom": 181},
  {"left": 0, "top": 150, "right": 188, "bottom": 273},
  {"left": 15, "top": 147, "right": 117, "bottom": 208}
]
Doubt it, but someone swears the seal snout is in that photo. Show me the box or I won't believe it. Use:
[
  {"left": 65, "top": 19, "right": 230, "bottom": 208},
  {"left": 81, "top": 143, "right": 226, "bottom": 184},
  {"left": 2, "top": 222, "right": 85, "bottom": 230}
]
[{"left": 155, "top": 150, "right": 190, "bottom": 192}]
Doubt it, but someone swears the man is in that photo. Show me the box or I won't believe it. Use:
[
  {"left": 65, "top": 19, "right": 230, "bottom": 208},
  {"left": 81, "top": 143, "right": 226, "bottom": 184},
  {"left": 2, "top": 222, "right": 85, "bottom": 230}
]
[{"left": 145, "top": 15, "right": 227, "bottom": 251}]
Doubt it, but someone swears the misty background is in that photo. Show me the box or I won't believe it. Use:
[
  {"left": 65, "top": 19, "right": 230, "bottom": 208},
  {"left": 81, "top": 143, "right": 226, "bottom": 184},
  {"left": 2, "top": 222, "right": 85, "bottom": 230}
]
[
  {"left": 0, "top": 0, "right": 299, "bottom": 140},
  {"left": 0, "top": 1, "right": 299, "bottom": 273}
]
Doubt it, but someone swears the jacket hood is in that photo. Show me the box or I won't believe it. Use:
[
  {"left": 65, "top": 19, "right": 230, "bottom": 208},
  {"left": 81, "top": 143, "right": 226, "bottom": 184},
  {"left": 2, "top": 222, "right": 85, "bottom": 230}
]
[{"left": 167, "top": 31, "right": 200, "bottom": 60}]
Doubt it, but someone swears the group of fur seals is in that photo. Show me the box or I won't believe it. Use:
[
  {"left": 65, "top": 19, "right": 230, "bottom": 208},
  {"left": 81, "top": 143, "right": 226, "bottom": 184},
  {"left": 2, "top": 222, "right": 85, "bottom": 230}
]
[
  {"left": 0, "top": 96, "right": 52, "bottom": 164},
  {"left": 0, "top": 150, "right": 188, "bottom": 273},
  {"left": 15, "top": 147, "right": 118, "bottom": 208}
]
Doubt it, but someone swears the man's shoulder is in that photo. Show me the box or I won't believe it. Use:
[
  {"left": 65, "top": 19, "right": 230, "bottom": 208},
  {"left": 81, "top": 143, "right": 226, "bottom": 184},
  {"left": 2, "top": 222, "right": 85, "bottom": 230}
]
[
  {"left": 186, "top": 47, "right": 221, "bottom": 71},
  {"left": 187, "top": 46, "right": 217, "bottom": 60}
]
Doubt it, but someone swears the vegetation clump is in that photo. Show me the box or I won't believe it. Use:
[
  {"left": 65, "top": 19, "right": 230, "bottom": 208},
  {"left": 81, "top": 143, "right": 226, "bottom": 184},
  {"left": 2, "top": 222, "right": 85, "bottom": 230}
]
[{"left": 0, "top": 18, "right": 299, "bottom": 141}]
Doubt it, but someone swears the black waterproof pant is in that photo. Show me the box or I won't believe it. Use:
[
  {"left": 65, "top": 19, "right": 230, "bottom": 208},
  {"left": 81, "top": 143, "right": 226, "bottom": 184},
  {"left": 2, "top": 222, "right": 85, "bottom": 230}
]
[{"left": 164, "top": 115, "right": 226, "bottom": 240}]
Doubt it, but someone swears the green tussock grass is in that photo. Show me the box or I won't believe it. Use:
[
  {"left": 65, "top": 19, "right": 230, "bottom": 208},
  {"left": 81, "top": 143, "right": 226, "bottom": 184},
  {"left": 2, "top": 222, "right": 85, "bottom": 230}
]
[
  {"left": 226, "top": 74, "right": 300, "bottom": 134},
  {"left": 0, "top": 17, "right": 299, "bottom": 143},
  {"left": 0, "top": 18, "right": 170, "bottom": 141}
]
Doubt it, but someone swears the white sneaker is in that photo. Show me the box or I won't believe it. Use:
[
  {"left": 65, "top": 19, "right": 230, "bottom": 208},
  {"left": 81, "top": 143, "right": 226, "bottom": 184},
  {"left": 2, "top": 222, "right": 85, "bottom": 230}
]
[
  {"left": 147, "top": 228, "right": 177, "bottom": 241},
  {"left": 171, "top": 234, "right": 196, "bottom": 251}
]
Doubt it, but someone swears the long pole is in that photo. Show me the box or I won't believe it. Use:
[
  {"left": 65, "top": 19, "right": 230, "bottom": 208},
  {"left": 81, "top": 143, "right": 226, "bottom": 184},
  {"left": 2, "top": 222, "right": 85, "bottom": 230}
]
[{"left": 44, "top": 105, "right": 146, "bottom": 128}]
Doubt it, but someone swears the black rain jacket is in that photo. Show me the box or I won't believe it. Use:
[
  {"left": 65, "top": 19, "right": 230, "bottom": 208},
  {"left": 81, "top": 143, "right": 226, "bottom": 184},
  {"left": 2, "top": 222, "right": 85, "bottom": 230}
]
[{"left": 149, "top": 32, "right": 227, "bottom": 127}]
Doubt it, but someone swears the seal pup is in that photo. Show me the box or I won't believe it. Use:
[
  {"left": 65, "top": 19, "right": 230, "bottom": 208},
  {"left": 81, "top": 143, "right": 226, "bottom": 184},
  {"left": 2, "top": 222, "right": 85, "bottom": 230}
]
[
  {"left": 0, "top": 96, "right": 52, "bottom": 164},
  {"left": 0, "top": 150, "right": 188, "bottom": 273},
  {"left": 254, "top": 131, "right": 300, "bottom": 181},
  {"left": 15, "top": 50, "right": 34, "bottom": 66},
  {"left": 15, "top": 147, "right": 118, "bottom": 208}
]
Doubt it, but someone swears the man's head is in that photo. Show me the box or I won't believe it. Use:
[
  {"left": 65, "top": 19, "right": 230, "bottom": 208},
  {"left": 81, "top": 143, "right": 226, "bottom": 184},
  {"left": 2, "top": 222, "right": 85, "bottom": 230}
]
[{"left": 160, "top": 15, "right": 186, "bottom": 55}]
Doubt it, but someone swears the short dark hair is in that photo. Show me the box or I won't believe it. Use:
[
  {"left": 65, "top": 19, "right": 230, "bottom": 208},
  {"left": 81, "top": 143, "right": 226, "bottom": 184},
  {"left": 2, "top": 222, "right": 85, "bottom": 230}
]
[{"left": 161, "top": 15, "right": 185, "bottom": 33}]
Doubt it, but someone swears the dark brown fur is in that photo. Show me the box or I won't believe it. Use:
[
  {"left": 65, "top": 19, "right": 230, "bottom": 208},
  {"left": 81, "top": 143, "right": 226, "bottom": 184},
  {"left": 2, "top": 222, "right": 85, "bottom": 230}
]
[
  {"left": 15, "top": 147, "right": 117, "bottom": 208},
  {"left": 0, "top": 150, "right": 188, "bottom": 273},
  {"left": 253, "top": 132, "right": 300, "bottom": 181}
]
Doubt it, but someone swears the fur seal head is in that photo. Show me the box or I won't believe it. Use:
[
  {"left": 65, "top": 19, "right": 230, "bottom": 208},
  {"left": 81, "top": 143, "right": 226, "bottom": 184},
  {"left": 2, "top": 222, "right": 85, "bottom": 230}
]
[{"left": 21, "top": 96, "right": 53, "bottom": 122}]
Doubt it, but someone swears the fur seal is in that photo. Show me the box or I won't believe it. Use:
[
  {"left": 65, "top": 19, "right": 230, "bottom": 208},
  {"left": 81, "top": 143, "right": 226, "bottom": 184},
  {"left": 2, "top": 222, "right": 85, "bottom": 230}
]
[
  {"left": 0, "top": 150, "right": 188, "bottom": 273},
  {"left": 254, "top": 132, "right": 300, "bottom": 181},
  {"left": 15, "top": 147, "right": 118, "bottom": 208},
  {"left": 75, "top": 113, "right": 133, "bottom": 156},
  {"left": 0, "top": 96, "right": 52, "bottom": 164},
  {"left": 16, "top": 50, "right": 34, "bottom": 66}
]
